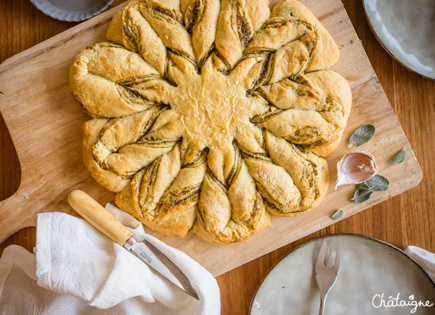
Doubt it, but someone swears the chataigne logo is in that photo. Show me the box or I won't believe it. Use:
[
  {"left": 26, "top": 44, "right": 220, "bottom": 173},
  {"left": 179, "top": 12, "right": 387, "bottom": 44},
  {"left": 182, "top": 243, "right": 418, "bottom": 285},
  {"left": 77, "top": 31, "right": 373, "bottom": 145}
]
[{"left": 372, "top": 293, "right": 433, "bottom": 313}]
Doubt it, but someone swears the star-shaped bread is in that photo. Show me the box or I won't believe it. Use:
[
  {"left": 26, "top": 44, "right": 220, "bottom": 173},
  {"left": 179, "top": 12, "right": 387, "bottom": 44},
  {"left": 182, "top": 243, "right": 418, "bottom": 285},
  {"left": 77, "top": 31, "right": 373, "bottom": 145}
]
[{"left": 70, "top": 0, "right": 351, "bottom": 244}]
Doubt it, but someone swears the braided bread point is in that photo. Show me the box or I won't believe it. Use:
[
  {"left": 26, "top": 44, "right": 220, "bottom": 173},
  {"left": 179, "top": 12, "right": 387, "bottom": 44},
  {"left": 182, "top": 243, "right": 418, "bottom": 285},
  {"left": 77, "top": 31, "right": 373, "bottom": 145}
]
[{"left": 70, "top": 0, "right": 351, "bottom": 245}]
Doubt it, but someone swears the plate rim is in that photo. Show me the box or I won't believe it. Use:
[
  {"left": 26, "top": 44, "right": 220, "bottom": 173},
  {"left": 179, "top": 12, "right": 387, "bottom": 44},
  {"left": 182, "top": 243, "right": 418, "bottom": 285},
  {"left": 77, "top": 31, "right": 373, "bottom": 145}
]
[
  {"left": 30, "top": 0, "right": 115, "bottom": 22},
  {"left": 249, "top": 233, "right": 435, "bottom": 314},
  {"left": 362, "top": 0, "right": 435, "bottom": 81}
]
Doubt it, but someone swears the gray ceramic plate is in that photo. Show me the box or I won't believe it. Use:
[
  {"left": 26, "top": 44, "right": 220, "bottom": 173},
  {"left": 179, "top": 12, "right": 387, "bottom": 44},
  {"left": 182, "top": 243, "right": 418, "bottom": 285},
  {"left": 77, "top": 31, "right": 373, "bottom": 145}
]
[
  {"left": 250, "top": 234, "right": 435, "bottom": 314},
  {"left": 363, "top": 0, "right": 435, "bottom": 80},
  {"left": 30, "top": 0, "right": 114, "bottom": 22}
]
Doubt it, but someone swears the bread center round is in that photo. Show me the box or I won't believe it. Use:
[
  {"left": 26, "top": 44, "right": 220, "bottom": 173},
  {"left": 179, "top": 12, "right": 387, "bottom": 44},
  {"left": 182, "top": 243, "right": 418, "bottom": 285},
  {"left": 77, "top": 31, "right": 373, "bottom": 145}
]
[{"left": 171, "top": 70, "right": 254, "bottom": 149}]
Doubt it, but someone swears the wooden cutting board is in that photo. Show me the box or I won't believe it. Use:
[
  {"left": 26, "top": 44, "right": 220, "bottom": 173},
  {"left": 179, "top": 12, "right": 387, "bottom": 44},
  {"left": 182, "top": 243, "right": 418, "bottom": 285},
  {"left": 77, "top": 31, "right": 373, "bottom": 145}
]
[{"left": 0, "top": 0, "right": 421, "bottom": 276}]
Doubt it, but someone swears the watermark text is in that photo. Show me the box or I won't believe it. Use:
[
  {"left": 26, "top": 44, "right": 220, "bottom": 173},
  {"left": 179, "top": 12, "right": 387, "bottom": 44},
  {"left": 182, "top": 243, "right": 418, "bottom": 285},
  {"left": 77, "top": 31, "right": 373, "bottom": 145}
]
[{"left": 372, "top": 293, "right": 433, "bottom": 313}]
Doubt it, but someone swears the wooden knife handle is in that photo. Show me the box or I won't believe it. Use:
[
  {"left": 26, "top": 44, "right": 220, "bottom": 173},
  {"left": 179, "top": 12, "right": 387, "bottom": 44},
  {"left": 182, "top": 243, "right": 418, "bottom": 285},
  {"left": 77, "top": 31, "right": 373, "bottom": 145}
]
[{"left": 68, "top": 190, "right": 132, "bottom": 246}]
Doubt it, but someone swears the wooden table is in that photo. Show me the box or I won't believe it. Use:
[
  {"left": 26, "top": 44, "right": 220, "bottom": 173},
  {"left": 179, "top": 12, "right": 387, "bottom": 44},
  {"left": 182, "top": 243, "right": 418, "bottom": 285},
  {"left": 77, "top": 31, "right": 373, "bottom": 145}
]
[{"left": 1, "top": 0, "right": 434, "bottom": 313}]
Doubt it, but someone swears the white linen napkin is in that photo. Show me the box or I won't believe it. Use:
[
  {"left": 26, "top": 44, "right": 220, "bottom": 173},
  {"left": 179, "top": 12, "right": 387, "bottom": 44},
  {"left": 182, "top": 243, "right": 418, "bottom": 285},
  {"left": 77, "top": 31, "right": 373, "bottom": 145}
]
[
  {"left": 405, "top": 245, "right": 435, "bottom": 280},
  {"left": 0, "top": 204, "right": 220, "bottom": 315}
]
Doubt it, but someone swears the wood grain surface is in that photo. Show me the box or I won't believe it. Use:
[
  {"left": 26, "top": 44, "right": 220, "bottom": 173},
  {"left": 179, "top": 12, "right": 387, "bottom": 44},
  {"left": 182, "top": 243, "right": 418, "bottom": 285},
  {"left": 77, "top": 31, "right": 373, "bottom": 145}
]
[
  {"left": 0, "top": 0, "right": 434, "bottom": 313},
  {"left": 0, "top": 0, "right": 422, "bottom": 276}
]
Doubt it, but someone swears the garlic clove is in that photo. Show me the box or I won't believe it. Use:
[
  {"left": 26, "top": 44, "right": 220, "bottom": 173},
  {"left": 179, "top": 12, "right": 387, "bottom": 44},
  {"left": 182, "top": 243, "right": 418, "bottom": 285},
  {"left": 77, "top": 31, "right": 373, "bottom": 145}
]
[{"left": 336, "top": 151, "right": 378, "bottom": 189}]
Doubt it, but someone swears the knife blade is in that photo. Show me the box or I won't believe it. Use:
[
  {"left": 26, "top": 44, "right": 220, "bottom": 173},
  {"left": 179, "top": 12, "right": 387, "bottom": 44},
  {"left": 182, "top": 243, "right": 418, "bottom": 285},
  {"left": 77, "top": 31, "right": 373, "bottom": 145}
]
[{"left": 68, "top": 190, "right": 199, "bottom": 300}]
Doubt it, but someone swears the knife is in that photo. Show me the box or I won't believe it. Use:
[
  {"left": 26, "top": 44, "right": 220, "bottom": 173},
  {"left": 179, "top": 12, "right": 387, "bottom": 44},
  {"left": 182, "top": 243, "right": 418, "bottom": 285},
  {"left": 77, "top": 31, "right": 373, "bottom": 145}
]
[{"left": 68, "top": 190, "right": 199, "bottom": 300}]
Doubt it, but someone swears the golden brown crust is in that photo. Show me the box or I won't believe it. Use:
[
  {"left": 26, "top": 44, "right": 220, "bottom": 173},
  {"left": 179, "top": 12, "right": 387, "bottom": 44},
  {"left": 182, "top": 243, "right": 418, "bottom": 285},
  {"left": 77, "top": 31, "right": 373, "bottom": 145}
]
[
  {"left": 70, "top": 0, "right": 351, "bottom": 245},
  {"left": 271, "top": 0, "right": 340, "bottom": 71}
]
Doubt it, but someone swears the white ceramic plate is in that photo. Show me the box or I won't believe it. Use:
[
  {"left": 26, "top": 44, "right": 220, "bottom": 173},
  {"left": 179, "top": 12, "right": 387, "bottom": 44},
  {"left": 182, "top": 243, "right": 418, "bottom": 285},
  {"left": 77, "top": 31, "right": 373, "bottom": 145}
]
[
  {"left": 363, "top": 0, "right": 435, "bottom": 80},
  {"left": 250, "top": 234, "right": 435, "bottom": 314}
]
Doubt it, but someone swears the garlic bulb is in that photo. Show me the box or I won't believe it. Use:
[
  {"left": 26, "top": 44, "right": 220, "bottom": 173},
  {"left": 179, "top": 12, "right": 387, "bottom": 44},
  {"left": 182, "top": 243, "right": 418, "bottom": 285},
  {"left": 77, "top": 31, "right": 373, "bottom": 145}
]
[{"left": 336, "top": 151, "right": 378, "bottom": 189}]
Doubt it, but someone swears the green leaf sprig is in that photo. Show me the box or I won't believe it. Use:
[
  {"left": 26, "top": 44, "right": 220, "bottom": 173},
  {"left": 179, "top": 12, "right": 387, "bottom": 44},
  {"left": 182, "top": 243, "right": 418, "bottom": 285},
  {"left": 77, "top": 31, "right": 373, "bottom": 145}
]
[
  {"left": 352, "top": 174, "right": 389, "bottom": 203},
  {"left": 390, "top": 148, "right": 406, "bottom": 164},
  {"left": 365, "top": 174, "right": 390, "bottom": 191},
  {"left": 331, "top": 209, "right": 344, "bottom": 220},
  {"left": 348, "top": 124, "right": 376, "bottom": 148}
]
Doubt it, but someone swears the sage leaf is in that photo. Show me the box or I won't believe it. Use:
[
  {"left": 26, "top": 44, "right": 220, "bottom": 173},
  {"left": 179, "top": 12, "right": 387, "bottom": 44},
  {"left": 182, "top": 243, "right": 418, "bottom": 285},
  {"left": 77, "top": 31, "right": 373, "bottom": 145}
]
[
  {"left": 390, "top": 148, "right": 406, "bottom": 164},
  {"left": 348, "top": 124, "right": 376, "bottom": 148},
  {"left": 356, "top": 182, "right": 371, "bottom": 190},
  {"left": 365, "top": 174, "right": 389, "bottom": 191},
  {"left": 352, "top": 188, "right": 374, "bottom": 203},
  {"left": 331, "top": 209, "right": 344, "bottom": 220}
]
